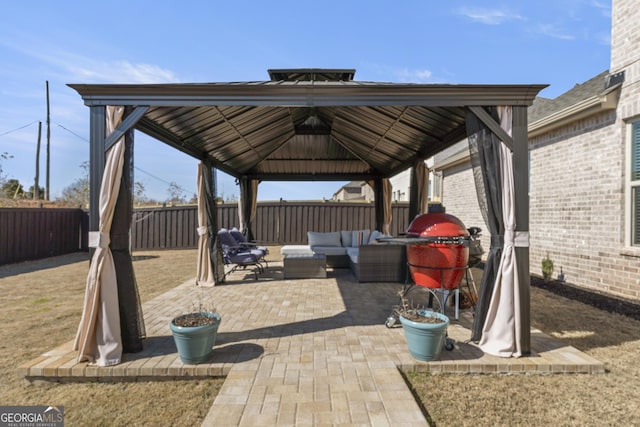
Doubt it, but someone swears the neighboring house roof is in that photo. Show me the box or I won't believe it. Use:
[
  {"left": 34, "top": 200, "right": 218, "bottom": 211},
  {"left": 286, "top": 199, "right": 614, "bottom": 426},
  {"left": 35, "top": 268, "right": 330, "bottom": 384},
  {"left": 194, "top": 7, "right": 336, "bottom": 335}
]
[{"left": 332, "top": 180, "right": 366, "bottom": 198}]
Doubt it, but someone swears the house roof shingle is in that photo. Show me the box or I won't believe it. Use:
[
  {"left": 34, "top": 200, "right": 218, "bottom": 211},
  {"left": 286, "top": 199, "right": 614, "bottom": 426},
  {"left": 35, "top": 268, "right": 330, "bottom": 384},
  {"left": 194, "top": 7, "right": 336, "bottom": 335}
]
[{"left": 529, "top": 70, "right": 610, "bottom": 123}]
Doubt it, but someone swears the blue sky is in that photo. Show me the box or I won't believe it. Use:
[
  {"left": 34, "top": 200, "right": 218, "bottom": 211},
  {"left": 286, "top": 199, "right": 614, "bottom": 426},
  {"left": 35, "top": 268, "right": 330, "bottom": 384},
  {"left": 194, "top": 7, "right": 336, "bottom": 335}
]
[{"left": 0, "top": 0, "right": 611, "bottom": 202}]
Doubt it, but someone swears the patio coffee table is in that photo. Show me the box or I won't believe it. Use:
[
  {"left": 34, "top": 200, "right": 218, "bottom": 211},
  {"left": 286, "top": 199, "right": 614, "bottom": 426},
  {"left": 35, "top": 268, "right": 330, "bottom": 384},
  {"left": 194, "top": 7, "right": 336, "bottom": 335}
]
[{"left": 284, "top": 254, "right": 327, "bottom": 279}]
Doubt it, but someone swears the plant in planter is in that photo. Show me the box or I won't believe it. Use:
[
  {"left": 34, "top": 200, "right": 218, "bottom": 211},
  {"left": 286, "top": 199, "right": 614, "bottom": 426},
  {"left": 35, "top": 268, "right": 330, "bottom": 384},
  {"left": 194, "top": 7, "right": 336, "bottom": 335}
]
[
  {"left": 542, "top": 254, "right": 554, "bottom": 283},
  {"left": 395, "top": 293, "right": 450, "bottom": 361},
  {"left": 170, "top": 299, "right": 221, "bottom": 364}
]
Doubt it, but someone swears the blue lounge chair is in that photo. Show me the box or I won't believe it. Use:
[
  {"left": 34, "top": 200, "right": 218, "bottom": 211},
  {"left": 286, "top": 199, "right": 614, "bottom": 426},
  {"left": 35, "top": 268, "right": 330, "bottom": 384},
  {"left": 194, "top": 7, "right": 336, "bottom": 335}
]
[{"left": 218, "top": 229, "right": 266, "bottom": 280}]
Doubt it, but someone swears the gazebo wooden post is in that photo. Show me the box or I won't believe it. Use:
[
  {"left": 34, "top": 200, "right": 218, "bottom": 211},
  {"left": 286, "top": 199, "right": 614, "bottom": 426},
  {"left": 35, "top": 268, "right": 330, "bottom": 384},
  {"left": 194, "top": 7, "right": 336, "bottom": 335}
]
[
  {"left": 88, "top": 106, "right": 106, "bottom": 241},
  {"left": 88, "top": 105, "right": 147, "bottom": 354},
  {"left": 202, "top": 158, "right": 222, "bottom": 284},
  {"left": 512, "top": 105, "right": 531, "bottom": 355},
  {"left": 373, "top": 177, "right": 384, "bottom": 232},
  {"left": 110, "top": 107, "right": 144, "bottom": 353}
]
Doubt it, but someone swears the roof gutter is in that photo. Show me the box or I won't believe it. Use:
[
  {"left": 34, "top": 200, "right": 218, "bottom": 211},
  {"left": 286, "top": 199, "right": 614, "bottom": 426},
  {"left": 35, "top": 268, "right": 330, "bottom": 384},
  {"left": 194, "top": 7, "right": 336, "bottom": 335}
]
[
  {"left": 433, "top": 149, "right": 470, "bottom": 172},
  {"left": 528, "top": 83, "right": 622, "bottom": 138}
]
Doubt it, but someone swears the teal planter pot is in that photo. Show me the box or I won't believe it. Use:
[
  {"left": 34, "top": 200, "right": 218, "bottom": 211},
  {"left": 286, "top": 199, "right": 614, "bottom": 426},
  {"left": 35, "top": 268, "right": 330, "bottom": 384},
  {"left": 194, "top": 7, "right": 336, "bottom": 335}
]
[
  {"left": 170, "top": 312, "right": 221, "bottom": 364},
  {"left": 399, "top": 310, "right": 449, "bottom": 361}
]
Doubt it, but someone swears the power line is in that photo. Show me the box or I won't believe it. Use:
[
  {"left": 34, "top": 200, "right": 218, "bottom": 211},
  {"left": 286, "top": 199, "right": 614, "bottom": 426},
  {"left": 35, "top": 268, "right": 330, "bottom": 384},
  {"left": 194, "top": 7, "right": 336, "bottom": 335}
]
[
  {"left": 134, "top": 167, "right": 182, "bottom": 188},
  {"left": 0, "top": 121, "right": 39, "bottom": 138},
  {"left": 56, "top": 123, "right": 88, "bottom": 142},
  {"left": 55, "top": 122, "right": 193, "bottom": 195}
]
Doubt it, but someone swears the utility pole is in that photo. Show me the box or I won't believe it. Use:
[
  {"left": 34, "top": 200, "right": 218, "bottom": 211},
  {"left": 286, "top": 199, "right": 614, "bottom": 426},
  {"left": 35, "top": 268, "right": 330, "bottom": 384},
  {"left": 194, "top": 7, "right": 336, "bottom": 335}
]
[
  {"left": 46, "top": 80, "right": 51, "bottom": 200},
  {"left": 34, "top": 121, "right": 42, "bottom": 200}
]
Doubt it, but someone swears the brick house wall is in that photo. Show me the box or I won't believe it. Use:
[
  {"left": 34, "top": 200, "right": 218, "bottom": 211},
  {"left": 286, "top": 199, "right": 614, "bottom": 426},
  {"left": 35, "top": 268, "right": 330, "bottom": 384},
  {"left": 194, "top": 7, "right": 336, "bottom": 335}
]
[
  {"left": 528, "top": 110, "right": 627, "bottom": 296},
  {"left": 440, "top": 162, "right": 488, "bottom": 249},
  {"left": 438, "top": 0, "right": 640, "bottom": 301}
]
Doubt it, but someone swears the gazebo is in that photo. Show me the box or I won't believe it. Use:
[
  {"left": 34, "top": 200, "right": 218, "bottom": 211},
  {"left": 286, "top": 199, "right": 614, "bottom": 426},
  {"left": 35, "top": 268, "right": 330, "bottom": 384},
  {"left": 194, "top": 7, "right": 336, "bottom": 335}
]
[{"left": 68, "top": 68, "right": 545, "bottom": 366}]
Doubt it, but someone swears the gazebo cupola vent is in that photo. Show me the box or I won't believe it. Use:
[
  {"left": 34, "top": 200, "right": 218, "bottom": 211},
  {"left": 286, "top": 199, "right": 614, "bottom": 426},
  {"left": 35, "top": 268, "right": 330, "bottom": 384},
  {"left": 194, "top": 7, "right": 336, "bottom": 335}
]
[{"left": 267, "top": 68, "right": 356, "bottom": 82}]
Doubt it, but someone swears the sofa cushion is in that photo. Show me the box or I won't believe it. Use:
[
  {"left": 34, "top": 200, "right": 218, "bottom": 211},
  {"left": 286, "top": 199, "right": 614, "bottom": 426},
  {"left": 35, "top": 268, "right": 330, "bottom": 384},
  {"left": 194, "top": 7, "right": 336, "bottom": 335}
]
[
  {"left": 351, "top": 229, "right": 370, "bottom": 247},
  {"left": 340, "top": 230, "right": 353, "bottom": 248},
  {"left": 308, "top": 231, "right": 342, "bottom": 247},
  {"left": 311, "top": 246, "right": 348, "bottom": 256},
  {"left": 346, "top": 247, "right": 359, "bottom": 263},
  {"left": 368, "top": 230, "right": 383, "bottom": 244},
  {"left": 280, "top": 245, "right": 314, "bottom": 256}
]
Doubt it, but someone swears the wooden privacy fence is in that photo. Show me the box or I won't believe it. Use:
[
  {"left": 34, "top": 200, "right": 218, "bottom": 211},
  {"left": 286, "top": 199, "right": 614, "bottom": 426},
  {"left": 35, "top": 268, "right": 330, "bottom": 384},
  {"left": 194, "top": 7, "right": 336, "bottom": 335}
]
[
  {"left": 0, "top": 208, "right": 88, "bottom": 265},
  {"left": 0, "top": 202, "right": 411, "bottom": 263},
  {"left": 131, "top": 202, "right": 410, "bottom": 250}
]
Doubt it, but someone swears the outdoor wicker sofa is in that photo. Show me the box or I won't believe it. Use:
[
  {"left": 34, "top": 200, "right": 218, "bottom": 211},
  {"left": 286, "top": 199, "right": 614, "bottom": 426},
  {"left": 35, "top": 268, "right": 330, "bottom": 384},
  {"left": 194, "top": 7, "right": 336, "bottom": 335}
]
[{"left": 281, "top": 230, "right": 407, "bottom": 282}]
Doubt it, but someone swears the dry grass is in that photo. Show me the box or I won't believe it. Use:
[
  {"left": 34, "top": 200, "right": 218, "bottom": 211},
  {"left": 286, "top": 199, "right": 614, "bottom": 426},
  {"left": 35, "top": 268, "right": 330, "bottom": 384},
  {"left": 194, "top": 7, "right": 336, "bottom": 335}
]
[
  {"left": 0, "top": 249, "right": 223, "bottom": 426},
  {"left": 406, "top": 287, "right": 640, "bottom": 426},
  {"left": 2, "top": 249, "right": 639, "bottom": 426}
]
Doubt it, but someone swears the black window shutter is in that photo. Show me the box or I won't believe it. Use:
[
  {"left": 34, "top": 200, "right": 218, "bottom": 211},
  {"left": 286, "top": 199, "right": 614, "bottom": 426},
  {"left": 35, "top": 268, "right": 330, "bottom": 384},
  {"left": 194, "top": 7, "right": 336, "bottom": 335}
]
[
  {"left": 633, "top": 122, "right": 640, "bottom": 245},
  {"left": 632, "top": 122, "right": 640, "bottom": 181}
]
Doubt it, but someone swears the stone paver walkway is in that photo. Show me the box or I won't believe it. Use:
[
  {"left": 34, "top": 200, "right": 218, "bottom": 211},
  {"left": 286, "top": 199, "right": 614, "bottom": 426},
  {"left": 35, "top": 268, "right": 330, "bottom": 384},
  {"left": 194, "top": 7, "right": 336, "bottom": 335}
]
[{"left": 20, "top": 262, "right": 605, "bottom": 426}]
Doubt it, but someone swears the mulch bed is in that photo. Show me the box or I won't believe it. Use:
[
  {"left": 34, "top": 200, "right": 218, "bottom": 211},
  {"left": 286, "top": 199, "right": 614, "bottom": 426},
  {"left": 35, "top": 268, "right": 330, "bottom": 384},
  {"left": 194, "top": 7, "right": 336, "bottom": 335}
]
[{"left": 530, "top": 275, "right": 640, "bottom": 322}]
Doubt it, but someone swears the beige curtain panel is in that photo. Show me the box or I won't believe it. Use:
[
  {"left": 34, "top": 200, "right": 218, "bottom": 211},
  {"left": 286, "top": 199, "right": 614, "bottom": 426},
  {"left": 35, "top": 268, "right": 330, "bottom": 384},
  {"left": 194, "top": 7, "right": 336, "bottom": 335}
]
[
  {"left": 73, "top": 106, "right": 125, "bottom": 366},
  {"left": 196, "top": 162, "right": 215, "bottom": 287},
  {"left": 382, "top": 178, "right": 393, "bottom": 235},
  {"left": 415, "top": 161, "right": 430, "bottom": 214},
  {"left": 238, "top": 178, "right": 259, "bottom": 235},
  {"left": 479, "top": 106, "right": 526, "bottom": 358}
]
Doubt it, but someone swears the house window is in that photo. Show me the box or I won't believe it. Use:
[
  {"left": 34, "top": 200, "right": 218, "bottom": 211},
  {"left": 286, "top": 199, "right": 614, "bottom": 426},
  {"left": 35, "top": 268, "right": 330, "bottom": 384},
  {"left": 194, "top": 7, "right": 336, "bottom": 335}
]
[
  {"left": 431, "top": 171, "right": 443, "bottom": 201},
  {"left": 628, "top": 121, "right": 640, "bottom": 246}
]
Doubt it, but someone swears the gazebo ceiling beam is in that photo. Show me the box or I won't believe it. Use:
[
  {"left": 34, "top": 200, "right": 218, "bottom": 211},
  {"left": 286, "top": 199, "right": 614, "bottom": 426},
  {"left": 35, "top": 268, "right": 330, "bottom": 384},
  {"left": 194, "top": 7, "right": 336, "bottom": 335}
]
[
  {"left": 331, "top": 113, "right": 416, "bottom": 165},
  {"left": 330, "top": 134, "right": 378, "bottom": 172},
  {"left": 136, "top": 118, "right": 239, "bottom": 178},
  {"left": 468, "top": 106, "right": 514, "bottom": 150},
  {"left": 236, "top": 131, "right": 297, "bottom": 174},
  {"left": 105, "top": 106, "right": 149, "bottom": 151},
  {"left": 362, "top": 106, "right": 410, "bottom": 157},
  {"left": 213, "top": 106, "right": 263, "bottom": 162},
  {"left": 243, "top": 172, "right": 384, "bottom": 181}
]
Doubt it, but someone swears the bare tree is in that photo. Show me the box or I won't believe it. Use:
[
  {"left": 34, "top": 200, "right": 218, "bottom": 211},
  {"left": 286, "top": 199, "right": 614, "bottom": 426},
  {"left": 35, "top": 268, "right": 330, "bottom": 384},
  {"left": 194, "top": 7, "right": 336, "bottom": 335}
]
[
  {"left": 133, "top": 181, "right": 150, "bottom": 206},
  {"left": 0, "top": 152, "right": 12, "bottom": 188},
  {"left": 166, "top": 181, "right": 187, "bottom": 205},
  {"left": 57, "top": 161, "right": 89, "bottom": 207}
]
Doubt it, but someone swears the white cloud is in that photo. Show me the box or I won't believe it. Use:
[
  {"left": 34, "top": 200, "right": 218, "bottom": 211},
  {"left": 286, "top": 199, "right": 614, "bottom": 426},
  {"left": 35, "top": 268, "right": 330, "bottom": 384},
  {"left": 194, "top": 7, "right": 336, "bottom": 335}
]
[
  {"left": 536, "top": 23, "right": 576, "bottom": 40},
  {"left": 395, "top": 68, "right": 433, "bottom": 83},
  {"left": 66, "top": 60, "right": 179, "bottom": 84},
  {"left": 455, "top": 7, "right": 524, "bottom": 25},
  {"left": 2, "top": 37, "right": 179, "bottom": 84},
  {"left": 591, "top": 0, "right": 612, "bottom": 18}
]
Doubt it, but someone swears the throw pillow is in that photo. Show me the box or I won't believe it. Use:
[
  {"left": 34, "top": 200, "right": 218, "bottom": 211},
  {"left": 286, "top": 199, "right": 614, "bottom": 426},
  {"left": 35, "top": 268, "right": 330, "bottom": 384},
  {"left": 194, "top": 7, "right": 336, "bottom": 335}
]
[
  {"left": 351, "top": 229, "right": 371, "bottom": 247},
  {"left": 368, "top": 230, "right": 383, "bottom": 244},
  {"left": 340, "top": 230, "right": 353, "bottom": 247},
  {"left": 308, "top": 231, "right": 342, "bottom": 247}
]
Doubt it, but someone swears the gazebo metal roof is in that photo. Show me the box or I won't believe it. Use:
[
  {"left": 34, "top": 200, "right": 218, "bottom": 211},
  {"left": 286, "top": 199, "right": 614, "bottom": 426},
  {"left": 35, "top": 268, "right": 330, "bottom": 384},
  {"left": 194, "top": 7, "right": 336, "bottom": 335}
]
[{"left": 69, "top": 70, "right": 545, "bottom": 182}]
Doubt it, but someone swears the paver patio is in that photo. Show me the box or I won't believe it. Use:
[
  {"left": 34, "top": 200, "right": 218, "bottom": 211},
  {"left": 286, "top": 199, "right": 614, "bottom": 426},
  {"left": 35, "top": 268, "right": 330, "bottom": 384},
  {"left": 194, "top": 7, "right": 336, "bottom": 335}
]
[{"left": 19, "top": 261, "right": 604, "bottom": 426}]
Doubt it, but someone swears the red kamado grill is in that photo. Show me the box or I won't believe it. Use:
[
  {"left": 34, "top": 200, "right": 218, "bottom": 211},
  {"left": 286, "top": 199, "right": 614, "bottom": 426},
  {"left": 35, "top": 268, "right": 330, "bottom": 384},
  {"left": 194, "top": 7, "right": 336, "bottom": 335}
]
[{"left": 406, "top": 211, "right": 469, "bottom": 290}]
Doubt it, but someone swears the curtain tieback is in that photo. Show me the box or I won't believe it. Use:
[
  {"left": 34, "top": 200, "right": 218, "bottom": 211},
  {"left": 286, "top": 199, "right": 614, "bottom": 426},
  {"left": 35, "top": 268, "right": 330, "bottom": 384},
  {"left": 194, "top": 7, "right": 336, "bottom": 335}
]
[
  {"left": 491, "top": 231, "right": 529, "bottom": 248},
  {"left": 88, "top": 231, "right": 111, "bottom": 248},
  {"left": 503, "top": 230, "right": 530, "bottom": 248},
  {"left": 197, "top": 226, "right": 208, "bottom": 236}
]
